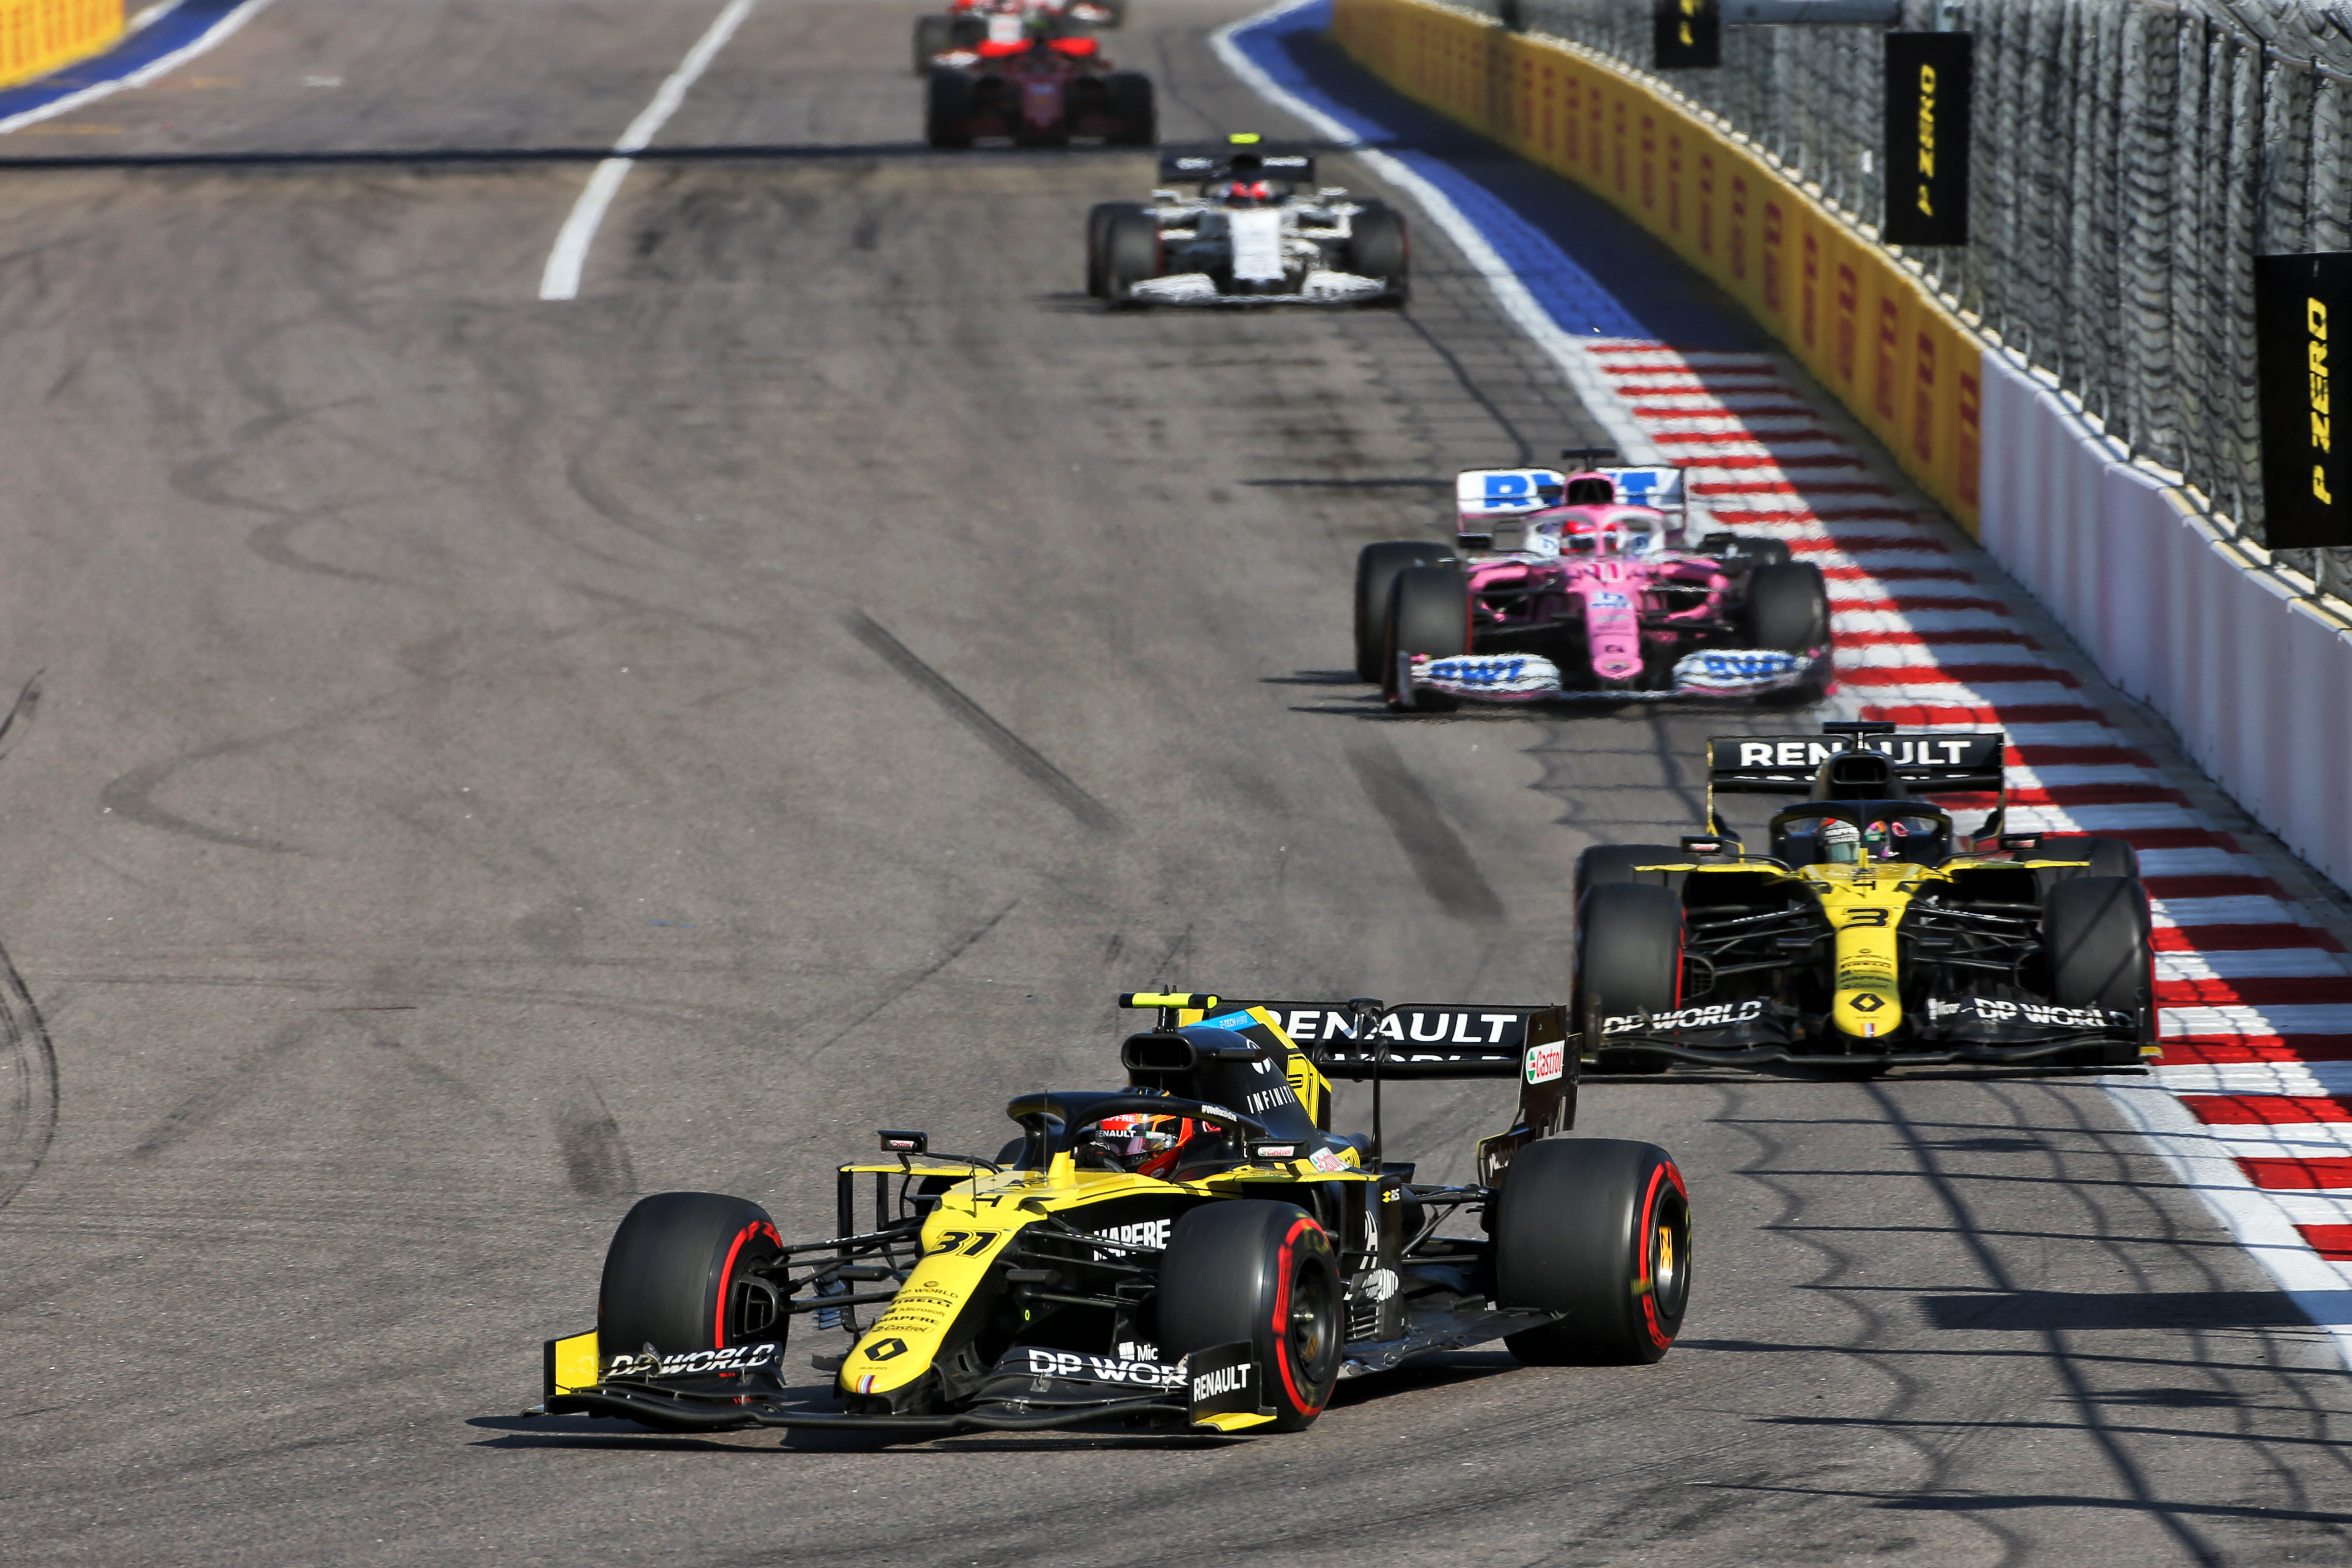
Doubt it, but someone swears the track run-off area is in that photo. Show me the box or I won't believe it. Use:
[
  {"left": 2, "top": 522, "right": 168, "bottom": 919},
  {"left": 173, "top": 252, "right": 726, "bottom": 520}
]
[{"left": 0, "top": 1, "right": 2348, "bottom": 1564}]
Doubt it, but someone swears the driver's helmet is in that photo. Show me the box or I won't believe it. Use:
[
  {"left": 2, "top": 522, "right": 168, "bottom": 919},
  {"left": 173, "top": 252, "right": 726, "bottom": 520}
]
[
  {"left": 1817, "top": 817, "right": 1863, "bottom": 864},
  {"left": 1223, "top": 179, "right": 1274, "bottom": 206},
  {"left": 1523, "top": 511, "right": 1649, "bottom": 559},
  {"left": 1083, "top": 1113, "right": 1192, "bottom": 1171}
]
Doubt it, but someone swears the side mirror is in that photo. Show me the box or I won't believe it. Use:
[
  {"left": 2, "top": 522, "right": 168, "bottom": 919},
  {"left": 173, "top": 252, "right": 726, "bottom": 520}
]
[{"left": 877, "top": 1129, "right": 928, "bottom": 1155}]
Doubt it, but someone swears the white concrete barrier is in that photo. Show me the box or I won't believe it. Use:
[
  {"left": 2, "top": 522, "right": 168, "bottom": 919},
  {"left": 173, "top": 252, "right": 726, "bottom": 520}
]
[{"left": 1979, "top": 350, "right": 2352, "bottom": 891}]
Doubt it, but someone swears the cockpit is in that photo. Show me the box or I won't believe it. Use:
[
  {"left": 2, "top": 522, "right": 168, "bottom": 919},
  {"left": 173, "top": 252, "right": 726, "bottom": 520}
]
[
  {"left": 1772, "top": 802, "right": 1954, "bottom": 866},
  {"left": 1517, "top": 507, "right": 1665, "bottom": 559}
]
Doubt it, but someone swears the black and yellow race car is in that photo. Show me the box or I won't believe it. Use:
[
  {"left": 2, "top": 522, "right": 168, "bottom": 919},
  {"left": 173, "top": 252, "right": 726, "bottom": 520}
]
[
  {"left": 529, "top": 995, "right": 1691, "bottom": 1437},
  {"left": 1575, "top": 719, "right": 2159, "bottom": 1072}
]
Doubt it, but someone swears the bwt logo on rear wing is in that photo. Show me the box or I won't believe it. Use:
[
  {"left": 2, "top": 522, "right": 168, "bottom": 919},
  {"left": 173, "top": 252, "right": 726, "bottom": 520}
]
[
  {"left": 1223, "top": 1001, "right": 1569, "bottom": 1080},
  {"left": 1707, "top": 731, "right": 2008, "bottom": 796},
  {"left": 1456, "top": 466, "right": 1686, "bottom": 527}
]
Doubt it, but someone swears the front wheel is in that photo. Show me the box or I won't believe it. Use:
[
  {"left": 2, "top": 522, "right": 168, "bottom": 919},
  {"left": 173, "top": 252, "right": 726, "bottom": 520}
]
[
  {"left": 925, "top": 67, "right": 974, "bottom": 149},
  {"left": 1576, "top": 881, "right": 1683, "bottom": 1073},
  {"left": 599, "top": 1191, "right": 786, "bottom": 1361},
  {"left": 1353, "top": 540, "right": 1452, "bottom": 681},
  {"left": 1103, "top": 71, "right": 1154, "bottom": 146},
  {"left": 1157, "top": 1200, "right": 1342, "bottom": 1431},
  {"left": 1348, "top": 203, "right": 1409, "bottom": 307},
  {"left": 1102, "top": 208, "right": 1161, "bottom": 307},
  {"left": 1494, "top": 1137, "right": 1691, "bottom": 1364},
  {"left": 1381, "top": 563, "right": 1470, "bottom": 708},
  {"left": 912, "top": 14, "right": 952, "bottom": 74}
]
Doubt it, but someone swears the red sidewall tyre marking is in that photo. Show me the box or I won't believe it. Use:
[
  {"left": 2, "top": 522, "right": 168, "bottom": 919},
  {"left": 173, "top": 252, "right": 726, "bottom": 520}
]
[
  {"left": 1637, "top": 1161, "right": 1689, "bottom": 1350},
  {"left": 713, "top": 1220, "right": 782, "bottom": 1347},
  {"left": 1269, "top": 1215, "right": 1328, "bottom": 1417}
]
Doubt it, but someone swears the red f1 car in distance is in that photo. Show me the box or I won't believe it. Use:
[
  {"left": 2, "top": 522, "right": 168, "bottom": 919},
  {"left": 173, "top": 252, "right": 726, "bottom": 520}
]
[
  {"left": 912, "top": 0, "right": 1124, "bottom": 75},
  {"left": 925, "top": 8, "right": 1153, "bottom": 149}
]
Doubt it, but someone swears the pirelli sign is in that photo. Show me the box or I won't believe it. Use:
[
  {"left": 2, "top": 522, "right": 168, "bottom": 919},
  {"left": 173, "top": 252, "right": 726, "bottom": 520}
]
[
  {"left": 1881, "top": 33, "right": 1971, "bottom": 247},
  {"left": 1653, "top": 0, "right": 1719, "bottom": 70},
  {"left": 2257, "top": 252, "right": 2352, "bottom": 549}
]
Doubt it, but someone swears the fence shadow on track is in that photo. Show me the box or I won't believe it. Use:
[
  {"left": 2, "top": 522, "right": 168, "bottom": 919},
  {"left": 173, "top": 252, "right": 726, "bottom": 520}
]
[
  {"left": 0, "top": 141, "right": 1219, "bottom": 174},
  {"left": 1916, "top": 1289, "right": 2336, "bottom": 1333}
]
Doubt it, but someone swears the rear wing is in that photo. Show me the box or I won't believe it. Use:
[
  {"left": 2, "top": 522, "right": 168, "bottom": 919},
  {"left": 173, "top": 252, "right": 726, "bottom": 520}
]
[
  {"left": 1156, "top": 149, "right": 1316, "bottom": 186},
  {"left": 1117, "top": 994, "right": 1571, "bottom": 1182},
  {"left": 1704, "top": 723, "right": 2007, "bottom": 828},
  {"left": 1455, "top": 464, "right": 1689, "bottom": 545}
]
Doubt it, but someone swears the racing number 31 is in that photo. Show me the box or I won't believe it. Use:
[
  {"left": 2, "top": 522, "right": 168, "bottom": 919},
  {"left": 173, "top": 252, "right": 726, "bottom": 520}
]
[{"left": 928, "top": 1230, "right": 1001, "bottom": 1256}]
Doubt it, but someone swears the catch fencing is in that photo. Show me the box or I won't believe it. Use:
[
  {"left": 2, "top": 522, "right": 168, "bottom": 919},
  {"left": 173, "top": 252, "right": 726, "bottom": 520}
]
[{"left": 1476, "top": 0, "right": 2352, "bottom": 602}]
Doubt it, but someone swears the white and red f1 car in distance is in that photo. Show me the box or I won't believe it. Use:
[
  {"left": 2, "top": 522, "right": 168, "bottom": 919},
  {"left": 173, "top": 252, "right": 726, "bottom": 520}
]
[
  {"left": 1354, "top": 451, "right": 1832, "bottom": 710},
  {"left": 913, "top": 0, "right": 1124, "bottom": 75},
  {"left": 1087, "top": 139, "right": 1408, "bottom": 308}
]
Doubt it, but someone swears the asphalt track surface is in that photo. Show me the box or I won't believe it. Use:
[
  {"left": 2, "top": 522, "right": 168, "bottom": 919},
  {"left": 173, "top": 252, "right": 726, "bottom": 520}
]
[{"left": 1, "top": 2, "right": 2349, "bottom": 1563}]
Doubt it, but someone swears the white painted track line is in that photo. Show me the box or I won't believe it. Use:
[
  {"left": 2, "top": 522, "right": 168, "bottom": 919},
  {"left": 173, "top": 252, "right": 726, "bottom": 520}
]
[{"left": 539, "top": 0, "right": 761, "bottom": 302}]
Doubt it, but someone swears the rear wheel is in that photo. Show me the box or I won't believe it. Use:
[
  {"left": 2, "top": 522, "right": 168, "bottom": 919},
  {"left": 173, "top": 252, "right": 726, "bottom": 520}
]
[
  {"left": 1103, "top": 209, "right": 1161, "bottom": 307},
  {"left": 1354, "top": 540, "right": 1452, "bottom": 681},
  {"left": 1104, "top": 71, "right": 1155, "bottom": 145},
  {"left": 1348, "top": 203, "right": 1409, "bottom": 307},
  {"left": 1700, "top": 532, "right": 1792, "bottom": 568},
  {"left": 1742, "top": 561, "right": 1828, "bottom": 652},
  {"left": 912, "top": 14, "right": 952, "bottom": 74},
  {"left": 2045, "top": 876, "right": 2154, "bottom": 1064},
  {"left": 925, "top": 67, "right": 974, "bottom": 149},
  {"left": 1157, "top": 1201, "right": 1342, "bottom": 1431},
  {"left": 1495, "top": 1137, "right": 1692, "bottom": 1364},
  {"left": 1381, "top": 564, "right": 1470, "bottom": 708},
  {"left": 1577, "top": 882, "right": 1683, "bottom": 1073},
  {"left": 599, "top": 1192, "right": 785, "bottom": 1362},
  {"left": 2047, "top": 836, "right": 2141, "bottom": 881},
  {"left": 1574, "top": 843, "right": 1685, "bottom": 903}
]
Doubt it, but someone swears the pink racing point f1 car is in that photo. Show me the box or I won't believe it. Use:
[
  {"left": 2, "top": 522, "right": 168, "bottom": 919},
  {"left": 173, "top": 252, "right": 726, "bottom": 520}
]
[{"left": 1353, "top": 454, "right": 1832, "bottom": 712}]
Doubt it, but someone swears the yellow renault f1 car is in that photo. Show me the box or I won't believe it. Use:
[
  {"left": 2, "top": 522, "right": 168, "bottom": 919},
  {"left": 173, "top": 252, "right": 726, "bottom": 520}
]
[
  {"left": 1575, "top": 720, "right": 2159, "bottom": 1072},
  {"left": 529, "top": 995, "right": 1691, "bottom": 1437}
]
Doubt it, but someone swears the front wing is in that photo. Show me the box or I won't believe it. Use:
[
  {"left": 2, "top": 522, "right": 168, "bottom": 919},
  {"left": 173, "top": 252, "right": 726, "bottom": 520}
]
[{"left": 1397, "top": 647, "right": 1828, "bottom": 706}]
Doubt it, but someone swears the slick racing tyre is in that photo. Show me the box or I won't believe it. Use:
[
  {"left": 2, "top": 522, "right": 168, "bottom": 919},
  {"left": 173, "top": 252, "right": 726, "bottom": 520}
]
[
  {"left": 1087, "top": 201, "right": 1145, "bottom": 298},
  {"left": 2044, "top": 874, "right": 2154, "bottom": 1015},
  {"left": 1573, "top": 843, "right": 1685, "bottom": 902},
  {"left": 912, "top": 13, "right": 953, "bottom": 74},
  {"left": 1157, "top": 1201, "right": 1342, "bottom": 1431},
  {"left": 1494, "top": 1137, "right": 1692, "bottom": 1364},
  {"left": 1381, "top": 564, "right": 1470, "bottom": 708},
  {"left": 1104, "top": 71, "right": 1155, "bottom": 146},
  {"left": 601, "top": 1192, "right": 786, "bottom": 1360},
  {"left": 1353, "top": 540, "right": 1452, "bottom": 681},
  {"left": 924, "top": 67, "right": 974, "bottom": 149},
  {"left": 1577, "top": 881, "right": 1683, "bottom": 1073},
  {"left": 1741, "top": 561, "right": 1829, "bottom": 652},
  {"left": 1103, "top": 208, "right": 1161, "bottom": 307},
  {"left": 1348, "top": 202, "right": 1410, "bottom": 307}
]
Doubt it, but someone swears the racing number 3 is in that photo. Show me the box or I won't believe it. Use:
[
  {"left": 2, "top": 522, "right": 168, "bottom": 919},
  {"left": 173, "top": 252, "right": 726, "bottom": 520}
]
[
  {"left": 1841, "top": 908, "right": 1892, "bottom": 928},
  {"left": 928, "top": 1230, "right": 1000, "bottom": 1257}
]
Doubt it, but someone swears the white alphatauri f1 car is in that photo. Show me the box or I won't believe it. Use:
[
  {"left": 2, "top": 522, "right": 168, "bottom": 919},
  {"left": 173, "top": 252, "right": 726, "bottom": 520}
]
[{"left": 1087, "top": 137, "right": 1408, "bottom": 309}]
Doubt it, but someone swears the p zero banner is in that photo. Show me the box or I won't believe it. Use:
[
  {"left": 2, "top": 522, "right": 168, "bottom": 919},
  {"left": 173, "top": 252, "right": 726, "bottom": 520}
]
[
  {"left": 1881, "top": 32, "right": 1971, "bottom": 247},
  {"left": 2255, "top": 252, "right": 2352, "bottom": 549},
  {"left": 1653, "top": 0, "right": 1719, "bottom": 70},
  {"left": 1330, "top": 0, "right": 1985, "bottom": 534}
]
